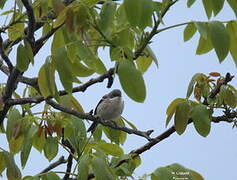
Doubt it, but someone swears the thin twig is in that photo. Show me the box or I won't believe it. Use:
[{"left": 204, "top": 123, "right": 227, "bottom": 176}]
[
  {"left": 39, "top": 156, "right": 67, "bottom": 174},
  {"left": 0, "top": 34, "right": 13, "bottom": 71}
]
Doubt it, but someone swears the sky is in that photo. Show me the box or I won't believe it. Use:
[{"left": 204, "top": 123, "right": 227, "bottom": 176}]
[{"left": 0, "top": 1, "right": 237, "bottom": 180}]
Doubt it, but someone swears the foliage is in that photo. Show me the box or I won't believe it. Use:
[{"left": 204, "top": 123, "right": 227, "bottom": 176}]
[{"left": 0, "top": 0, "right": 236, "bottom": 180}]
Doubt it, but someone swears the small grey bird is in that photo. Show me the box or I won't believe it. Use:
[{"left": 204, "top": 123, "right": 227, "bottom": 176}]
[{"left": 87, "top": 89, "right": 124, "bottom": 132}]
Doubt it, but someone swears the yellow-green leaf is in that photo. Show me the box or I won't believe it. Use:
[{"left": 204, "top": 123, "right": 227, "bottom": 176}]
[
  {"left": 165, "top": 98, "right": 186, "bottom": 127},
  {"left": 183, "top": 22, "right": 197, "bottom": 41},
  {"left": 202, "top": 0, "right": 212, "bottom": 19},
  {"left": 95, "top": 143, "right": 124, "bottom": 156},
  {"left": 124, "top": 0, "right": 153, "bottom": 29},
  {"left": 16, "top": 44, "right": 30, "bottom": 72},
  {"left": 118, "top": 60, "right": 146, "bottom": 102},
  {"left": 174, "top": 101, "right": 191, "bottom": 135},
  {"left": 99, "top": 1, "right": 116, "bottom": 35},
  {"left": 194, "top": 21, "right": 207, "bottom": 39},
  {"left": 226, "top": 21, "right": 237, "bottom": 67},
  {"left": 44, "top": 137, "right": 58, "bottom": 161},
  {"left": 92, "top": 157, "right": 115, "bottom": 180},
  {"left": 191, "top": 104, "right": 211, "bottom": 137},
  {"left": 136, "top": 56, "right": 152, "bottom": 74},
  {"left": 9, "top": 135, "right": 24, "bottom": 154},
  {"left": 208, "top": 21, "right": 230, "bottom": 62},
  {"left": 227, "top": 0, "right": 237, "bottom": 17},
  {"left": 211, "top": 0, "right": 224, "bottom": 16},
  {"left": 78, "top": 155, "right": 89, "bottom": 180},
  {"left": 196, "top": 35, "right": 213, "bottom": 55}
]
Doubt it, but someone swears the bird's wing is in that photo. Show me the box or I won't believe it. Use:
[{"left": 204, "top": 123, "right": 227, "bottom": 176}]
[{"left": 94, "top": 97, "right": 106, "bottom": 115}]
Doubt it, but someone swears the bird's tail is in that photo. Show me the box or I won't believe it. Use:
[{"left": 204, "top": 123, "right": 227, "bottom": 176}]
[{"left": 87, "top": 122, "right": 98, "bottom": 133}]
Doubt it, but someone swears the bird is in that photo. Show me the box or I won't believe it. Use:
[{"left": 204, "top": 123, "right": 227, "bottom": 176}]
[{"left": 87, "top": 89, "right": 124, "bottom": 132}]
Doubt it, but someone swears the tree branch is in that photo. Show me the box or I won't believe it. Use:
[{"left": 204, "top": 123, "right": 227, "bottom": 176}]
[
  {"left": 46, "top": 99, "right": 154, "bottom": 141},
  {"left": 0, "top": 34, "right": 13, "bottom": 71},
  {"left": 130, "top": 114, "right": 235, "bottom": 155},
  {"left": 22, "top": 0, "right": 36, "bottom": 45},
  {"left": 39, "top": 156, "right": 67, "bottom": 174}
]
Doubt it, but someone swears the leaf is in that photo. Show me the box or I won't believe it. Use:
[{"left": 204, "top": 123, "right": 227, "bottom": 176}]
[
  {"left": 187, "top": 0, "right": 196, "bottom": 7},
  {"left": 0, "top": 152, "right": 6, "bottom": 174},
  {"left": 41, "top": 172, "right": 61, "bottom": 180},
  {"left": 59, "top": 95, "right": 84, "bottom": 113},
  {"left": 21, "top": 126, "right": 35, "bottom": 168},
  {"left": 226, "top": 21, "right": 237, "bottom": 67},
  {"left": 136, "top": 56, "right": 153, "bottom": 74},
  {"left": 6, "top": 108, "right": 22, "bottom": 141},
  {"left": 209, "top": 72, "right": 220, "bottom": 77},
  {"left": 38, "top": 58, "right": 56, "bottom": 98},
  {"left": 0, "top": 0, "right": 7, "bottom": 9},
  {"left": 71, "top": 59, "right": 94, "bottom": 77},
  {"left": 92, "top": 157, "right": 115, "bottom": 180},
  {"left": 51, "top": 29, "right": 65, "bottom": 55},
  {"left": 165, "top": 98, "right": 186, "bottom": 127},
  {"left": 52, "top": 47, "right": 73, "bottom": 93},
  {"left": 3, "top": 151, "right": 22, "bottom": 180},
  {"left": 146, "top": 45, "right": 159, "bottom": 68},
  {"left": 118, "top": 60, "right": 146, "bottom": 102},
  {"left": 208, "top": 21, "right": 230, "bottom": 62},
  {"left": 16, "top": 44, "right": 30, "bottom": 72},
  {"left": 191, "top": 104, "right": 211, "bottom": 137},
  {"left": 174, "top": 101, "right": 191, "bottom": 135},
  {"left": 194, "top": 22, "right": 207, "bottom": 39},
  {"left": 99, "top": 1, "right": 116, "bottom": 35},
  {"left": 124, "top": 0, "right": 153, "bottom": 29},
  {"left": 95, "top": 143, "right": 124, "bottom": 156},
  {"left": 32, "top": 128, "right": 46, "bottom": 152},
  {"left": 183, "top": 23, "right": 197, "bottom": 41},
  {"left": 211, "top": 0, "right": 224, "bottom": 16},
  {"left": 196, "top": 35, "right": 213, "bottom": 55},
  {"left": 223, "top": 87, "right": 237, "bottom": 107},
  {"left": 186, "top": 73, "right": 202, "bottom": 99},
  {"left": 8, "top": 22, "right": 24, "bottom": 41},
  {"left": 202, "top": 0, "right": 212, "bottom": 19},
  {"left": 9, "top": 135, "right": 24, "bottom": 154},
  {"left": 227, "top": 0, "right": 237, "bottom": 17},
  {"left": 44, "top": 137, "right": 58, "bottom": 161},
  {"left": 78, "top": 155, "right": 89, "bottom": 180}
]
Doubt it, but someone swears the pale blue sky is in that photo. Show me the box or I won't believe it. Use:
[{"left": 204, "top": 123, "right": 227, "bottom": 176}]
[{"left": 0, "top": 1, "right": 237, "bottom": 180}]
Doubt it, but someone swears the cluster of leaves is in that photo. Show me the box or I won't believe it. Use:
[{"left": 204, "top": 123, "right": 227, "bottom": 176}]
[
  {"left": 166, "top": 72, "right": 237, "bottom": 136},
  {"left": 0, "top": 0, "right": 236, "bottom": 180},
  {"left": 183, "top": 20, "right": 237, "bottom": 66}
]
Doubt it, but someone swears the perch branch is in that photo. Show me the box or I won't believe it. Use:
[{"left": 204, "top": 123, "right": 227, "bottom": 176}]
[{"left": 39, "top": 156, "right": 67, "bottom": 174}]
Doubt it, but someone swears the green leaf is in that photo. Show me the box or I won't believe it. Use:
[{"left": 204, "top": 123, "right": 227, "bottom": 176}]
[
  {"left": 223, "top": 87, "right": 237, "bottom": 107},
  {"left": 0, "top": 152, "right": 6, "bottom": 174},
  {"left": 124, "top": 0, "right": 153, "bottom": 29},
  {"left": 183, "top": 23, "right": 197, "bottom": 42},
  {"left": 146, "top": 45, "right": 159, "bottom": 68},
  {"left": 194, "top": 22, "right": 207, "bottom": 39},
  {"left": 59, "top": 95, "right": 84, "bottom": 113},
  {"left": 41, "top": 172, "right": 61, "bottom": 180},
  {"left": 227, "top": 0, "right": 237, "bottom": 17},
  {"left": 33, "top": 129, "right": 46, "bottom": 152},
  {"left": 174, "top": 101, "right": 191, "bottom": 135},
  {"left": 52, "top": 47, "right": 73, "bottom": 93},
  {"left": 16, "top": 44, "right": 30, "bottom": 72},
  {"left": 202, "top": 0, "right": 212, "bottom": 19},
  {"left": 24, "top": 40, "right": 34, "bottom": 64},
  {"left": 6, "top": 108, "right": 22, "bottom": 141},
  {"left": 118, "top": 60, "right": 146, "bottom": 102},
  {"left": 78, "top": 155, "right": 89, "bottom": 180},
  {"left": 9, "top": 135, "right": 24, "bottom": 154},
  {"left": 191, "top": 104, "right": 211, "bottom": 137},
  {"left": 226, "top": 21, "right": 237, "bottom": 67},
  {"left": 44, "top": 137, "right": 58, "bottom": 161},
  {"left": 92, "top": 157, "right": 115, "bottom": 180},
  {"left": 165, "top": 98, "right": 186, "bottom": 127},
  {"left": 196, "top": 36, "right": 213, "bottom": 55},
  {"left": 8, "top": 22, "right": 24, "bottom": 41},
  {"left": 99, "top": 1, "right": 116, "bottom": 35},
  {"left": 76, "top": 41, "right": 107, "bottom": 74},
  {"left": 208, "top": 21, "right": 230, "bottom": 62},
  {"left": 3, "top": 151, "right": 22, "bottom": 180},
  {"left": 186, "top": 73, "right": 202, "bottom": 98},
  {"left": 38, "top": 58, "right": 56, "bottom": 98},
  {"left": 187, "top": 0, "right": 196, "bottom": 7},
  {"left": 0, "top": 0, "right": 7, "bottom": 9},
  {"left": 95, "top": 143, "right": 124, "bottom": 156},
  {"left": 136, "top": 56, "right": 152, "bottom": 74},
  {"left": 21, "top": 126, "right": 35, "bottom": 168},
  {"left": 51, "top": 29, "right": 65, "bottom": 55},
  {"left": 211, "top": 0, "right": 224, "bottom": 16},
  {"left": 112, "top": 29, "right": 135, "bottom": 49},
  {"left": 71, "top": 59, "right": 94, "bottom": 77}
]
